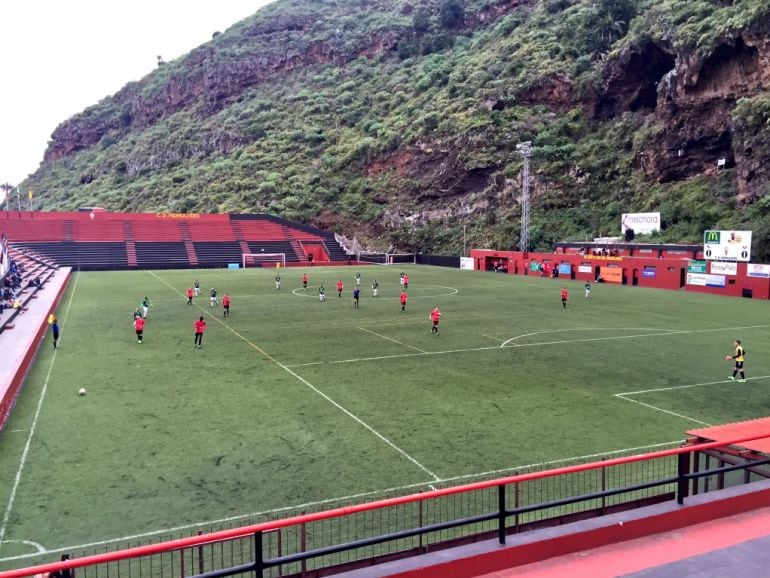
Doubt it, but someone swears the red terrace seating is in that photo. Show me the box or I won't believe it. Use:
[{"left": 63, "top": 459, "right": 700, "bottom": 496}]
[
  {"left": 0, "top": 217, "right": 64, "bottom": 241},
  {"left": 186, "top": 221, "right": 236, "bottom": 241},
  {"left": 234, "top": 220, "right": 289, "bottom": 241},
  {"left": 70, "top": 221, "right": 125, "bottom": 241},
  {"left": 131, "top": 220, "right": 184, "bottom": 241}
]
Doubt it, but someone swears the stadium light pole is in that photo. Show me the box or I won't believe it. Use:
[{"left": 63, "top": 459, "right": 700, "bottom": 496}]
[{"left": 516, "top": 141, "right": 532, "bottom": 253}]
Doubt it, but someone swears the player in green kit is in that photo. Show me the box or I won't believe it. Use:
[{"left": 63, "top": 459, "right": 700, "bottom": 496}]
[
  {"left": 372, "top": 280, "right": 379, "bottom": 297},
  {"left": 319, "top": 285, "right": 326, "bottom": 302},
  {"left": 275, "top": 274, "right": 281, "bottom": 290}
]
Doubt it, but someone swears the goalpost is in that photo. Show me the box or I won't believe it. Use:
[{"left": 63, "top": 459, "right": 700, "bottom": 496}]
[
  {"left": 357, "top": 252, "right": 417, "bottom": 265},
  {"left": 242, "top": 253, "right": 286, "bottom": 269}
]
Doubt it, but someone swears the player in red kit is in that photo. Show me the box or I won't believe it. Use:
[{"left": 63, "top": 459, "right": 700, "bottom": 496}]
[
  {"left": 429, "top": 307, "right": 441, "bottom": 335},
  {"left": 403, "top": 274, "right": 410, "bottom": 290},
  {"left": 400, "top": 290, "right": 408, "bottom": 311},
  {"left": 336, "top": 279, "right": 344, "bottom": 298},
  {"left": 134, "top": 316, "right": 145, "bottom": 344},
  {"left": 222, "top": 293, "right": 231, "bottom": 317},
  {"left": 561, "top": 287, "right": 569, "bottom": 309},
  {"left": 194, "top": 316, "right": 207, "bottom": 348},
  {"left": 186, "top": 287, "right": 194, "bottom": 305},
  {"left": 302, "top": 274, "right": 308, "bottom": 290}
]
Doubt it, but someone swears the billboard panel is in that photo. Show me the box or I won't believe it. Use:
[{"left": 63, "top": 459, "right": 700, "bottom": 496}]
[
  {"left": 686, "top": 273, "right": 726, "bottom": 288},
  {"left": 600, "top": 267, "right": 622, "bottom": 283},
  {"left": 703, "top": 230, "right": 752, "bottom": 261},
  {"left": 710, "top": 261, "right": 737, "bottom": 276},
  {"left": 578, "top": 265, "right": 593, "bottom": 274},
  {"left": 747, "top": 263, "right": 770, "bottom": 278},
  {"left": 558, "top": 263, "right": 572, "bottom": 275},
  {"left": 460, "top": 257, "right": 474, "bottom": 270},
  {"left": 688, "top": 260, "right": 707, "bottom": 273},
  {"left": 621, "top": 212, "right": 661, "bottom": 234}
]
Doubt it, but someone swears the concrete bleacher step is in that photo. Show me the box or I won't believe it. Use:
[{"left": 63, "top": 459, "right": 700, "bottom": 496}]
[{"left": 178, "top": 222, "right": 199, "bottom": 266}]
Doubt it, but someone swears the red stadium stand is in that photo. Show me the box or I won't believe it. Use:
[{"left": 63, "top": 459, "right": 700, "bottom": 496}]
[{"left": 0, "top": 211, "right": 351, "bottom": 269}]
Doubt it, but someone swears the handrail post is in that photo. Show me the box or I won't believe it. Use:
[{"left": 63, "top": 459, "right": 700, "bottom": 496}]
[
  {"left": 497, "top": 484, "right": 506, "bottom": 544},
  {"left": 254, "top": 531, "right": 264, "bottom": 578},
  {"left": 677, "top": 452, "right": 690, "bottom": 505}
]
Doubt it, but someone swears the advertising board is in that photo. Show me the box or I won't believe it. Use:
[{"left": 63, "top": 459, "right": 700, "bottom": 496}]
[
  {"left": 709, "top": 261, "right": 737, "bottom": 276},
  {"left": 703, "top": 230, "right": 751, "bottom": 261},
  {"left": 460, "top": 257, "right": 474, "bottom": 270},
  {"left": 621, "top": 212, "right": 661, "bottom": 234},
  {"left": 747, "top": 263, "right": 770, "bottom": 278},
  {"left": 686, "top": 273, "right": 726, "bottom": 288},
  {"left": 600, "top": 267, "right": 623, "bottom": 283}
]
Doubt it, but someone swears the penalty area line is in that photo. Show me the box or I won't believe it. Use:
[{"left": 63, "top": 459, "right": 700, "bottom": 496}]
[
  {"left": 0, "top": 439, "right": 683, "bottom": 563},
  {"left": 615, "top": 374, "right": 770, "bottom": 397},
  {"left": 357, "top": 326, "right": 427, "bottom": 354},
  {"left": 147, "top": 271, "right": 440, "bottom": 483},
  {"left": 615, "top": 395, "right": 712, "bottom": 427}
]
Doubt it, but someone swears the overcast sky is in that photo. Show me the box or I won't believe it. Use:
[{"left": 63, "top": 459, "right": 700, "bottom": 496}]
[{"left": 0, "top": 0, "right": 273, "bottom": 187}]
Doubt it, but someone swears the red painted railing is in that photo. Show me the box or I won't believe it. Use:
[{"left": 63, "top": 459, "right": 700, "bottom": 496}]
[{"left": 3, "top": 431, "right": 770, "bottom": 578}]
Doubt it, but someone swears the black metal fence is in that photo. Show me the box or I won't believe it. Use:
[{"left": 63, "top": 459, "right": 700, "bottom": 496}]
[{"left": 6, "top": 444, "right": 770, "bottom": 578}]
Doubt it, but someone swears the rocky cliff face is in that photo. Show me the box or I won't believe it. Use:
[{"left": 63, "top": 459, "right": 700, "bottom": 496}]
[
  {"left": 24, "top": 0, "right": 770, "bottom": 257},
  {"left": 598, "top": 23, "right": 770, "bottom": 202}
]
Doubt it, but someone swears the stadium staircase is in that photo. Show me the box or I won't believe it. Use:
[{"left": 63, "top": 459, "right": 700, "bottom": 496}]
[
  {"left": 178, "top": 221, "right": 199, "bottom": 267},
  {"left": 281, "top": 225, "right": 306, "bottom": 261},
  {"left": 123, "top": 221, "right": 138, "bottom": 268},
  {"left": 229, "top": 220, "right": 252, "bottom": 257}
]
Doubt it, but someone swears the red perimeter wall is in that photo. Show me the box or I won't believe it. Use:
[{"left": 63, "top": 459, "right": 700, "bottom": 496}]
[{"left": 469, "top": 250, "right": 770, "bottom": 300}]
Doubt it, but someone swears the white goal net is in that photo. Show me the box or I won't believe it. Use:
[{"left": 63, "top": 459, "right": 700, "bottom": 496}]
[
  {"left": 242, "top": 253, "right": 286, "bottom": 269},
  {"left": 357, "top": 252, "right": 416, "bottom": 265}
]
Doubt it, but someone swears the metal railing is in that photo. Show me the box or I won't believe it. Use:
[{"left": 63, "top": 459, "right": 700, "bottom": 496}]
[{"left": 4, "top": 432, "right": 770, "bottom": 578}]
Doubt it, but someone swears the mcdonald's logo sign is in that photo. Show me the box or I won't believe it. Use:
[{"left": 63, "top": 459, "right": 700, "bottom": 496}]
[{"left": 704, "top": 231, "right": 720, "bottom": 244}]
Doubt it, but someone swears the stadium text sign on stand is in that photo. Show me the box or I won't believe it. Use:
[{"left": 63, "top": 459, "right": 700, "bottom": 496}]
[
  {"left": 621, "top": 212, "right": 661, "bottom": 234},
  {"left": 686, "top": 272, "right": 726, "bottom": 288},
  {"left": 747, "top": 263, "right": 770, "bottom": 278},
  {"left": 710, "top": 261, "right": 737, "bottom": 276},
  {"left": 703, "top": 230, "right": 751, "bottom": 261}
]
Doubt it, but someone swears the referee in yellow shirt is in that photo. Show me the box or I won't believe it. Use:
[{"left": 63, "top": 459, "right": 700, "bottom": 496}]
[{"left": 727, "top": 340, "right": 746, "bottom": 383}]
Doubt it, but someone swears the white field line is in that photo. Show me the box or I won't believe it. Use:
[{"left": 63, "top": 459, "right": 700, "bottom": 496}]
[
  {"left": 0, "top": 272, "right": 80, "bottom": 556},
  {"left": 616, "top": 375, "right": 770, "bottom": 397},
  {"left": 291, "top": 285, "right": 459, "bottom": 300},
  {"left": 499, "top": 327, "right": 678, "bottom": 347},
  {"left": 481, "top": 334, "right": 506, "bottom": 342},
  {"left": 287, "top": 324, "right": 770, "bottom": 368},
  {"left": 615, "top": 395, "right": 712, "bottom": 427},
  {"left": 148, "top": 271, "right": 440, "bottom": 482},
  {"left": 0, "top": 439, "right": 683, "bottom": 563},
  {"left": 613, "top": 375, "right": 770, "bottom": 428},
  {"left": 357, "top": 326, "right": 427, "bottom": 354}
]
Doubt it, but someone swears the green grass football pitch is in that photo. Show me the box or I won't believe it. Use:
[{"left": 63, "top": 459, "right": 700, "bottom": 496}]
[{"left": 1, "top": 264, "right": 770, "bottom": 565}]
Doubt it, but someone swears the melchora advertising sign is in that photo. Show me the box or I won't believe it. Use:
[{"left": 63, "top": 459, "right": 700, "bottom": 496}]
[{"left": 621, "top": 213, "right": 660, "bottom": 234}]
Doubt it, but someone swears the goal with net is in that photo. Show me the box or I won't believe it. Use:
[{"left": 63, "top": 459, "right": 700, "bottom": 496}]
[
  {"left": 242, "top": 253, "right": 286, "bottom": 269},
  {"left": 357, "top": 252, "right": 416, "bottom": 265}
]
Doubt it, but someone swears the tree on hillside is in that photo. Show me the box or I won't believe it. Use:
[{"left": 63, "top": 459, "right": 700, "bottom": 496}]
[
  {"left": 439, "top": 0, "right": 465, "bottom": 28},
  {"left": 413, "top": 7, "right": 431, "bottom": 33}
]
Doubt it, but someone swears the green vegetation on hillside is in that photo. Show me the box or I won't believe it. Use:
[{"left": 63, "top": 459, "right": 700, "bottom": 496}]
[{"left": 22, "top": 0, "right": 770, "bottom": 256}]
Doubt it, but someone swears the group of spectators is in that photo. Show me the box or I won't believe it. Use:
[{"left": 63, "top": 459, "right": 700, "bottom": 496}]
[
  {"left": 0, "top": 258, "right": 46, "bottom": 316},
  {"left": 577, "top": 247, "right": 620, "bottom": 257}
]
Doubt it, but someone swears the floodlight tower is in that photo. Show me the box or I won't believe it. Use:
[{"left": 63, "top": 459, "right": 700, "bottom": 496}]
[{"left": 516, "top": 141, "right": 532, "bottom": 253}]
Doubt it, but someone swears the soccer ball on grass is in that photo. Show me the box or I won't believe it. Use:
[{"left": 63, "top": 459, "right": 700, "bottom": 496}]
[{"left": 78, "top": 388, "right": 87, "bottom": 396}]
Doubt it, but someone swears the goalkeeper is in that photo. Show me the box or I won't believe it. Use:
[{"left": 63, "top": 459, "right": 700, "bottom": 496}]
[{"left": 726, "top": 340, "right": 746, "bottom": 383}]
